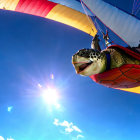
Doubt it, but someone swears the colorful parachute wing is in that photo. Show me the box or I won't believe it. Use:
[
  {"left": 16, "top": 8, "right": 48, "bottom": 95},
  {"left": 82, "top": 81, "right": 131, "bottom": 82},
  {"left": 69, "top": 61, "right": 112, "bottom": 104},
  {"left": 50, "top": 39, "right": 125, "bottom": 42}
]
[
  {"left": 48, "top": 0, "right": 93, "bottom": 15},
  {"left": 1, "top": 0, "right": 140, "bottom": 94},
  {"left": 0, "top": 0, "right": 97, "bottom": 36},
  {"left": 82, "top": 0, "right": 140, "bottom": 47},
  {"left": 121, "top": 86, "right": 140, "bottom": 94}
]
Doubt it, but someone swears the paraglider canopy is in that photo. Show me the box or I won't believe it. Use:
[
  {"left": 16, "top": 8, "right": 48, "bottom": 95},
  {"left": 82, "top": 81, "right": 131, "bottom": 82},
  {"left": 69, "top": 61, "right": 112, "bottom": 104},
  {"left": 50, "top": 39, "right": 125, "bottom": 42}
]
[{"left": 0, "top": 0, "right": 97, "bottom": 36}]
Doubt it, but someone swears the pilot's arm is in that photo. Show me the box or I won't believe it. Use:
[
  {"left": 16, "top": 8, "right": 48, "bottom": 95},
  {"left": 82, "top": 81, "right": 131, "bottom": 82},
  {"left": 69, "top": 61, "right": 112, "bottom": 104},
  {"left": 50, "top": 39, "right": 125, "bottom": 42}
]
[{"left": 91, "top": 35, "right": 101, "bottom": 51}]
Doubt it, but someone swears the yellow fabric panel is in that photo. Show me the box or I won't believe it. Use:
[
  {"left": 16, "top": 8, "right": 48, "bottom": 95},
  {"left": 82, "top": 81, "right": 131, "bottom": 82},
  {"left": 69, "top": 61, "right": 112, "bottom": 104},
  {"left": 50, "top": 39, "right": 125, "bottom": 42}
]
[
  {"left": 120, "top": 87, "right": 140, "bottom": 94},
  {"left": 0, "top": 0, "right": 20, "bottom": 10},
  {"left": 46, "top": 4, "right": 97, "bottom": 36}
]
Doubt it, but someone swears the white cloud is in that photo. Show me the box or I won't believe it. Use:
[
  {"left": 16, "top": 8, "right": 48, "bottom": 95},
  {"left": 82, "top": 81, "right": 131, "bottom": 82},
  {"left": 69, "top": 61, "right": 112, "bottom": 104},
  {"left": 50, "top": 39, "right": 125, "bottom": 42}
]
[
  {"left": 53, "top": 118, "right": 59, "bottom": 126},
  {"left": 72, "top": 125, "right": 82, "bottom": 133},
  {"left": 53, "top": 119, "right": 82, "bottom": 134},
  {"left": 7, "top": 138, "right": 14, "bottom": 140},
  {"left": 53, "top": 119, "right": 85, "bottom": 139},
  {"left": 60, "top": 120, "right": 73, "bottom": 128},
  {"left": 77, "top": 134, "right": 84, "bottom": 139},
  {"left": 0, "top": 136, "right": 4, "bottom": 140},
  {"left": 65, "top": 127, "right": 74, "bottom": 133},
  {"left": 0, "top": 136, "right": 14, "bottom": 140}
]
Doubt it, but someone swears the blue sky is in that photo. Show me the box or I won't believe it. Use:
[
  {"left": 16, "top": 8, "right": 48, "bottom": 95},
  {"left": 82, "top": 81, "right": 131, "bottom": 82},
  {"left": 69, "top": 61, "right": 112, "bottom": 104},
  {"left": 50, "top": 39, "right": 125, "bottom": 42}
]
[{"left": 0, "top": 1, "right": 140, "bottom": 140}]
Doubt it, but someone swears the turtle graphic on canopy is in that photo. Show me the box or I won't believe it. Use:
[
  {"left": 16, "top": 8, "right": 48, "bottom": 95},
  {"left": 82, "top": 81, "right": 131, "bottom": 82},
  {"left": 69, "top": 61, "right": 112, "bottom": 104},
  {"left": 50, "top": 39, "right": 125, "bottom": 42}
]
[{"left": 72, "top": 35, "right": 140, "bottom": 93}]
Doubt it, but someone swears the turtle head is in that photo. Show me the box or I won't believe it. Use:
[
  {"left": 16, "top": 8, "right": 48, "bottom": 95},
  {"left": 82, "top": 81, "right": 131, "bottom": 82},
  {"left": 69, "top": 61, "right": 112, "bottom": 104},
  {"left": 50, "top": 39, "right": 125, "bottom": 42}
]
[{"left": 72, "top": 48, "right": 104, "bottom": 76}]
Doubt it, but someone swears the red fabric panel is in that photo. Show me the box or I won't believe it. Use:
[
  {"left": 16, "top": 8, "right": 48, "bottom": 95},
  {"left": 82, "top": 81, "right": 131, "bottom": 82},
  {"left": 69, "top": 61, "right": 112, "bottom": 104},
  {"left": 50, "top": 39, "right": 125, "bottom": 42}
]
[
  {"left": 90, "top": 64, "right": 140, "bottom": 88},
  {"left": 108, "top": 45, "right": 140, "bottom": 60},
  {"left": 15, "top": 0, "right": 57, "bottom": 17},
  {"left": 90, "top": 45, "right": 140, "bottom": 89}
]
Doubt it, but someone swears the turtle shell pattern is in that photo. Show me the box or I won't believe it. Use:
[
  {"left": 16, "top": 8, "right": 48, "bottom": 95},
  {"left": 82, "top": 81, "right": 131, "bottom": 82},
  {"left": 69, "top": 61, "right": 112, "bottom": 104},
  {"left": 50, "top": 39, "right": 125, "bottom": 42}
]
[{"left": 90, "top": 45, "right": 140, "bottom": 88}]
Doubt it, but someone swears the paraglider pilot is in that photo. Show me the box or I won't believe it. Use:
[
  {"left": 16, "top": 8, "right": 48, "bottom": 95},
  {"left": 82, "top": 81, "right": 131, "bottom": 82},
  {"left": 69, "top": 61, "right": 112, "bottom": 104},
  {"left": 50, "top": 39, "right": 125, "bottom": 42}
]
[{"left": 72, "top": 33, "right": 140, "bottom": 89}]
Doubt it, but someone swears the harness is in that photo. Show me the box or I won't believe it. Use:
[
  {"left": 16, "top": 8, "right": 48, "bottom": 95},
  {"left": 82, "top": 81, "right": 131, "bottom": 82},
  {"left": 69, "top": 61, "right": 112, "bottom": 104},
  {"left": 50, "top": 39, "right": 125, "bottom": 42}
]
[{"left": 105, "top": 52, "right": 111, "bottom": 71}]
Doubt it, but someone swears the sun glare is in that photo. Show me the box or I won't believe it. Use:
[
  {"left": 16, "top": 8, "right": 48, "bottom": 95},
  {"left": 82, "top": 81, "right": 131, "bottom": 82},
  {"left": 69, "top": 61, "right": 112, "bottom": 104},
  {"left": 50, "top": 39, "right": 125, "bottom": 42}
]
[{"left": 41, "top": 87, "right": 60, "bottom": 108}]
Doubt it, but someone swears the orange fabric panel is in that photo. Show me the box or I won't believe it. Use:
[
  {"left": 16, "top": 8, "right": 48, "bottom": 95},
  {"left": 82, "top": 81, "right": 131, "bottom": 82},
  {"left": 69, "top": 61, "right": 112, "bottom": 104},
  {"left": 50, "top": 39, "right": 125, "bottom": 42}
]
[
  {"left": 46, "top": 4, "right": 97, "bottom": 36},
  {"left": 0, "top": 0, "right": 20, "bottom": 10},
  {"left": 121, "top": 87, "right": 140, "bottom": 94}
]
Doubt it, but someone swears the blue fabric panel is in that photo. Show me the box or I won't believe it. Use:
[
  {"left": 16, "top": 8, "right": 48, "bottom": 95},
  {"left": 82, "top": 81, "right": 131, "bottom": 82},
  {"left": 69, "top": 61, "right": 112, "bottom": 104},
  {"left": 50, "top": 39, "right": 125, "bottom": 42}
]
[{"left": 83, "top": 0, "right": 140, "bottom": 47}]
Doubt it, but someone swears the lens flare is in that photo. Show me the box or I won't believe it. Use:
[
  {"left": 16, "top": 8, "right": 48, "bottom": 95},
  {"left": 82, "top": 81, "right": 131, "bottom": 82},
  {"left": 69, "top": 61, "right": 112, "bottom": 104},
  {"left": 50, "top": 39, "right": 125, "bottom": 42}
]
[
  {"left": 41, "top": 87, "right": 60, "bottom": 108},
  {"left": 8, "top": 106, "right": 13, "bottom": 112}
]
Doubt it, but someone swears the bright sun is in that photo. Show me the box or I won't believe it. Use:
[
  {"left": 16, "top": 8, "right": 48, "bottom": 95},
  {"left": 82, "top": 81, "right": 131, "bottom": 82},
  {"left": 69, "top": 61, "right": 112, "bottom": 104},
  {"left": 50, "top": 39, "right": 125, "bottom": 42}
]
[{"left": 41, "top": 87, "right": 60, "bottom": 108}]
